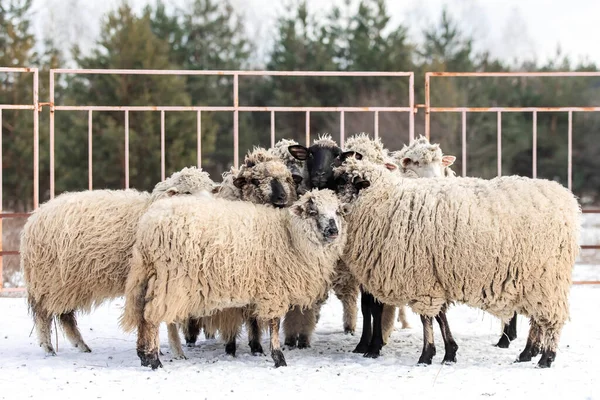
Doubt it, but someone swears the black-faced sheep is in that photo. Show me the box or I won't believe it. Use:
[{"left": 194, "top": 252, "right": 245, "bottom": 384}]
[
  {"left": 334, "top": 158, "right": 580, "bottom": 368},
  {"left": 20, "top": 167, "right": 215, "bottom": 356},
  {"left": 120, "top": 189, "right": 348, "bottom": 369}
]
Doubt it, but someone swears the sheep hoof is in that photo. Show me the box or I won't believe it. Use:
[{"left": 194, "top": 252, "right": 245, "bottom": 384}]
[
  {"left": 77, "top": 343, "right": 92, "bottom": 353},
  {"left": 42, "top": 345, "right": 57, "bottom": 356},
  {"left": 537, "top": 351, "right": 555, "bottom": 368},
  {"left": 495, "top": 335, "right": 511, "bottom": 349},
  {"left": 343, "top": 326, "right": 354, "bottom": 335},
  {"left": 186, "top": 342, "right": 195, "bottom": 348},
  {"left": 225, "top": 342, "right": 236, "bottom": 356},
  {"left": 363, "top": 350, "right": 380, "bottom": 359},
  {"left": 271, "top": 349, "right": 287, "bottom": 368},
  {"left": 352, "top": 342, "right": 369, "bottom": 354},
  {"left": 249, "top": 341, "right": 264, "bottom": 355},
  {"left": 284, "top": 336, "right": 298, "bottom": 349},
  {"left": 204, "top": 333, "right": 215, "bottom": 340},
  {"left": 517, "top": 349, "right": 533, "bottom": 363},
  {"left": 172, "top": 354, "right": 187, "bottom": 361},
  {"left": 417, "top": 345, "right": 435, "bottom": 365},
  {"left": 297, "top": 335, "right": 310, "bottom": 349}
]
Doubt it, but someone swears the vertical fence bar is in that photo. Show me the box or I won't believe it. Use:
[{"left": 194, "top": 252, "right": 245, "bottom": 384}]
[
  {"left": 88, "top": 111, "right": 93, "bottom": 190},
  {"left": 233, "top": 74, "right": 239, "bottom": 169},
  {"left": 124, "top": 110, "right": 129, "bottom": 188},
  {"left": 340, "top": 111, "right": 345, "bottom": 147},
  {"left": 424, "top": 73, "right": 430, "bottom": 141},
  {"left": 305, "top": 111, "right": 310, "bottom": 147},
  {"left": 49, "top": 71, "right": 55, "bottom": 200},
  {"left": 568, "top": 110, "right": 573, "bottom": 191},
  {"left": 160, "top": 110, "right": 165, "bottom": 181},
  {"left": 374, "top": 111, "right": 379, "bottom": 139},
  {"left": 33, "top": 69, "right": 39, "bottom": 209},
  {"left": 532, "top": 111, "right": 537, "bottom": 178},
  {"left": 0, "top": 109, "right": 3, "bottom": 290},
  {"left": 270, "top": 111, "right": 275, "bottom": 148},
  {"left": 197, "top": 110, "right": 202, "bottom": 167},
  {"left": 497, "top": 111, "right": 502, "bottom": 177},
  {"left": 409, "top": 72, "right": 415, "bottom": 142},
  {"left": 461, "top": 110, "right": 467, "bottom": 177}
]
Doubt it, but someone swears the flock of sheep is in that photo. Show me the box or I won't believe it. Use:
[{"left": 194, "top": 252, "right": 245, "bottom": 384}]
[{"left": 19, "top": 132, "right": 581, "bottom": 371}]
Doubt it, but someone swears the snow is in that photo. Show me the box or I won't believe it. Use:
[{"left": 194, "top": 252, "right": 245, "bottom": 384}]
[{"left": 1, "top": 264, "right": 599, "bottom": 400}]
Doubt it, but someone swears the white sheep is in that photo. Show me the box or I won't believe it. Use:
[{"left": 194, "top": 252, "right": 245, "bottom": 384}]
[
  {"left": 120, "top": 189, "right": 348, "bottom": 369},
  {"left": 166, "top": 147, "right": 300, "bottom": 359},
  {"left": 334, "top": 157, "right": 580, "bottom": 368},
  {"left": 20, "top": 167, "right": 216, "bottom": 355}
]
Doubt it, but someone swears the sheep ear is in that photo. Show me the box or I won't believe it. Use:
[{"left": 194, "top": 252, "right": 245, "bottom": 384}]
[
  {"left": 165, "top": 187, "right": 179, "bottom": 197},
  {"left": 288, "top": 145, "right": 309, "bottom": 161},
  {"left": 353, "top": 176, "right": 370, "bottom": 190},
  {"left": 384, "top": 163, "right": 397, "bottom": 171},
  {"left": 290, "top": 203, "right": 304, "bottom": 217},
  {"left": 339, "top": 203, "right": 352, "bottom": 216},
  {"left": 442, "top": 155, "right": 456, "bottom": 167},
  {"left": 340, "top": 151, "right": 363, "bottom": 162},
  {"left": 401, "top": 157, "right": 412, "bottom": 168},
  {"left": 233, "top": 177, "right": 246, "bottom": 189}
]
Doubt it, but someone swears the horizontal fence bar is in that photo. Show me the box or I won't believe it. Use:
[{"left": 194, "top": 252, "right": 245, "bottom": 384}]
[
  {"left": 53, "top": 106, "right": 412, "bottom": 112},
  {"left": 428, "top": 71, "right": 600, "bottom": 78},
  {"left": 0, "top": 213, "right": 31, "bottom": 218},
  {"left": 0, "top": 67, "right": 38, "bottom": 73},
  {"left": 0, "top": 105, "right": 36, "bottom": 110},
  {"left": 51, "top": 68, "right": 413, "bottom": 77},
  {"left": 429, "top": 107, "right": 600, "bottom": 112},
  {"left": 0, "top": 251, "right": 20, "bottom": 256},
  {"left": 581, "top": 246, "right": 600, "bottom": 250},
  {"left": 573, "top": 281, "right": 600, "bottom": 285}
]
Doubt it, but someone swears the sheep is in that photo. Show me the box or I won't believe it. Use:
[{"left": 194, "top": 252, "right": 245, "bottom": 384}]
[
  {"left": 394, "top": 136, "right": 520, "bottom": 349},
  {"left": 269, "top": 138, "right": 309, "bottom": 195},
  {"left": 343, "top": 135, "right": 460, "bottom": 357},
  {"left": 20, "top": 166, "right": 216, "bottom": 356},
  {"left": 167, "top": 147, "right": 299, "bottom": 359},
  {"left": 120, "top": 189, "right": 348, "bottom": 369},
  {"left": 287, "top": 133, "right": 347, "bottom": 190},
  {"left": 333, "top": 157, "right": 580, "bottom": 368}
]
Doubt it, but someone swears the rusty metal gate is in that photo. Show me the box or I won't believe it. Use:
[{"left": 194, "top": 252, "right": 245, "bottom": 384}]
[{"left": 1, "top": 68, "right": 598, "bottom": 294}]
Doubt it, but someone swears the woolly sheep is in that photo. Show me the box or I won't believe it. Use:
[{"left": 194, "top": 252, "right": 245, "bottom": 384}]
[
  {"left": 167, "top": 147, "right": 299, "bottom": 358},
  {"left": 288, "top": 133, "right": 346, "bottom": 190},
  {"left": 394, "top": 136, "right": 521, "bottom": 348},
  {"left": 120, "top": 189, "right": 348, "bottom": 369},
  {"left": 333, "top": 158, "right": 580, "bottom": 368},
  {"left": 20, "top": 167, "right": 215, "bottom": 356}
]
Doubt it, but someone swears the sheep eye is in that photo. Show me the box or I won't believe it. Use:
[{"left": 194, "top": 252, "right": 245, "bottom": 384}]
[
  {"left": 184, "top": 191, "right": 192, "bottom": 195},
  {"left": 413, "top": 161, "right": 419, "bottom": 166},
  {"left": 292, "top": 175, "right": 303, "bottom": 184},
  {"left": 251, "top": 179, "right": 261, "bottom": 186}
]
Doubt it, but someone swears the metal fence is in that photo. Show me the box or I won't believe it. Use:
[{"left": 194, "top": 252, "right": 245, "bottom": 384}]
[{"left": 0, "top": 68, "right": 598, "bottom": 294}]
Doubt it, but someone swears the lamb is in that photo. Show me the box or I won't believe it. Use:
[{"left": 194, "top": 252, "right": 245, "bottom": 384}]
[
  {"left": 120, "top": 189, "right": 348, "bottom": 369},
  {"left": 20, "top": 166, "right": 216, "bottom": 355},
  {"left": 333, "top": 157, "right": 580, "bottom": 368},
  {"left": 167, "top": 147, "right": 299, "bottom": 358},
  {"left": 288, "top": 133, "right": 345, "bottom": 190}
]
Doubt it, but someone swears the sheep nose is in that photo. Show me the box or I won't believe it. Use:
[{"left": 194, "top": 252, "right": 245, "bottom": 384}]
[{"left": 325, "top": 218, "right": 338, "bottom": 237}]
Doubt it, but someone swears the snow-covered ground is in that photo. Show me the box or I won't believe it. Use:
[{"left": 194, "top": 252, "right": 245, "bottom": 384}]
[{"left": 1, "top": 263, "right": 599, "bottom": 400}]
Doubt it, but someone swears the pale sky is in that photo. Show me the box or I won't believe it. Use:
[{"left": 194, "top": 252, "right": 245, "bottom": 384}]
[{"left": 32, "top": 0, "right": 600, "bottom": 68}]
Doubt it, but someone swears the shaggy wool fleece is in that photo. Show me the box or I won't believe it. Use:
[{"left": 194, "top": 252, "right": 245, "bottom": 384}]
[
  {"left": 121, "top": 189, "right": 347, "bottom": 331},
  {"left": 335, "top": 158, "right": 580, "bottom": 330},
  {"left": 21, "top": 167, "right": 216, "bottom": 315}
]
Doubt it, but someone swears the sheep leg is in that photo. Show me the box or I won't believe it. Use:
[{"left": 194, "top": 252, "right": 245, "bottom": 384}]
[
  {"left": 339, "top": 291, "right": 359, "bottom": 335},
  {"left": 397, "top": 306, "right": 411, "bottom": 329},
  {"left": 182, "top": 317, "right": 201, "bottom": 346},
  {"left": 268, "top": 318, "right": 287, "bottom": 368},
  {"left": 517, "top": 318, "right": 541, "bottom": 363},
  {"left": 364, "top": 297, "right": 384, "bottom": 358},
  {"left": 435, "top": 310, "right": 458, "bottom": 364},
  {"left": 381, "top": 304, "right": 396, "bottom": 345},
  {"left": 352, "top": 288, "right": 372, "bottom": 354},
  {"left": 283, "top": 306, "right": 300, "bottom": 349},
  {"left": 30, "top": 298, "right": 56, "bottom": 356},
  {"left": 166, "top": 323, "right": 187, "bottom": 360},
  {"left": 417, "top": 315, "right": 436, "bottom": 365},
  {"left": 137, "top": 318, "right": 162, "bottom": 369},
  {"left": 58, "top": 311, "right": 91, "bottom": 353},
  {"left": 247, "top": 317, "right": 264, "bottom": 355},
  {"left": 496, "top": 312, "right": 518, "bottom": 348},
  {"left": 537, "top": 325, "right": 560, "bottom": 368}
]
